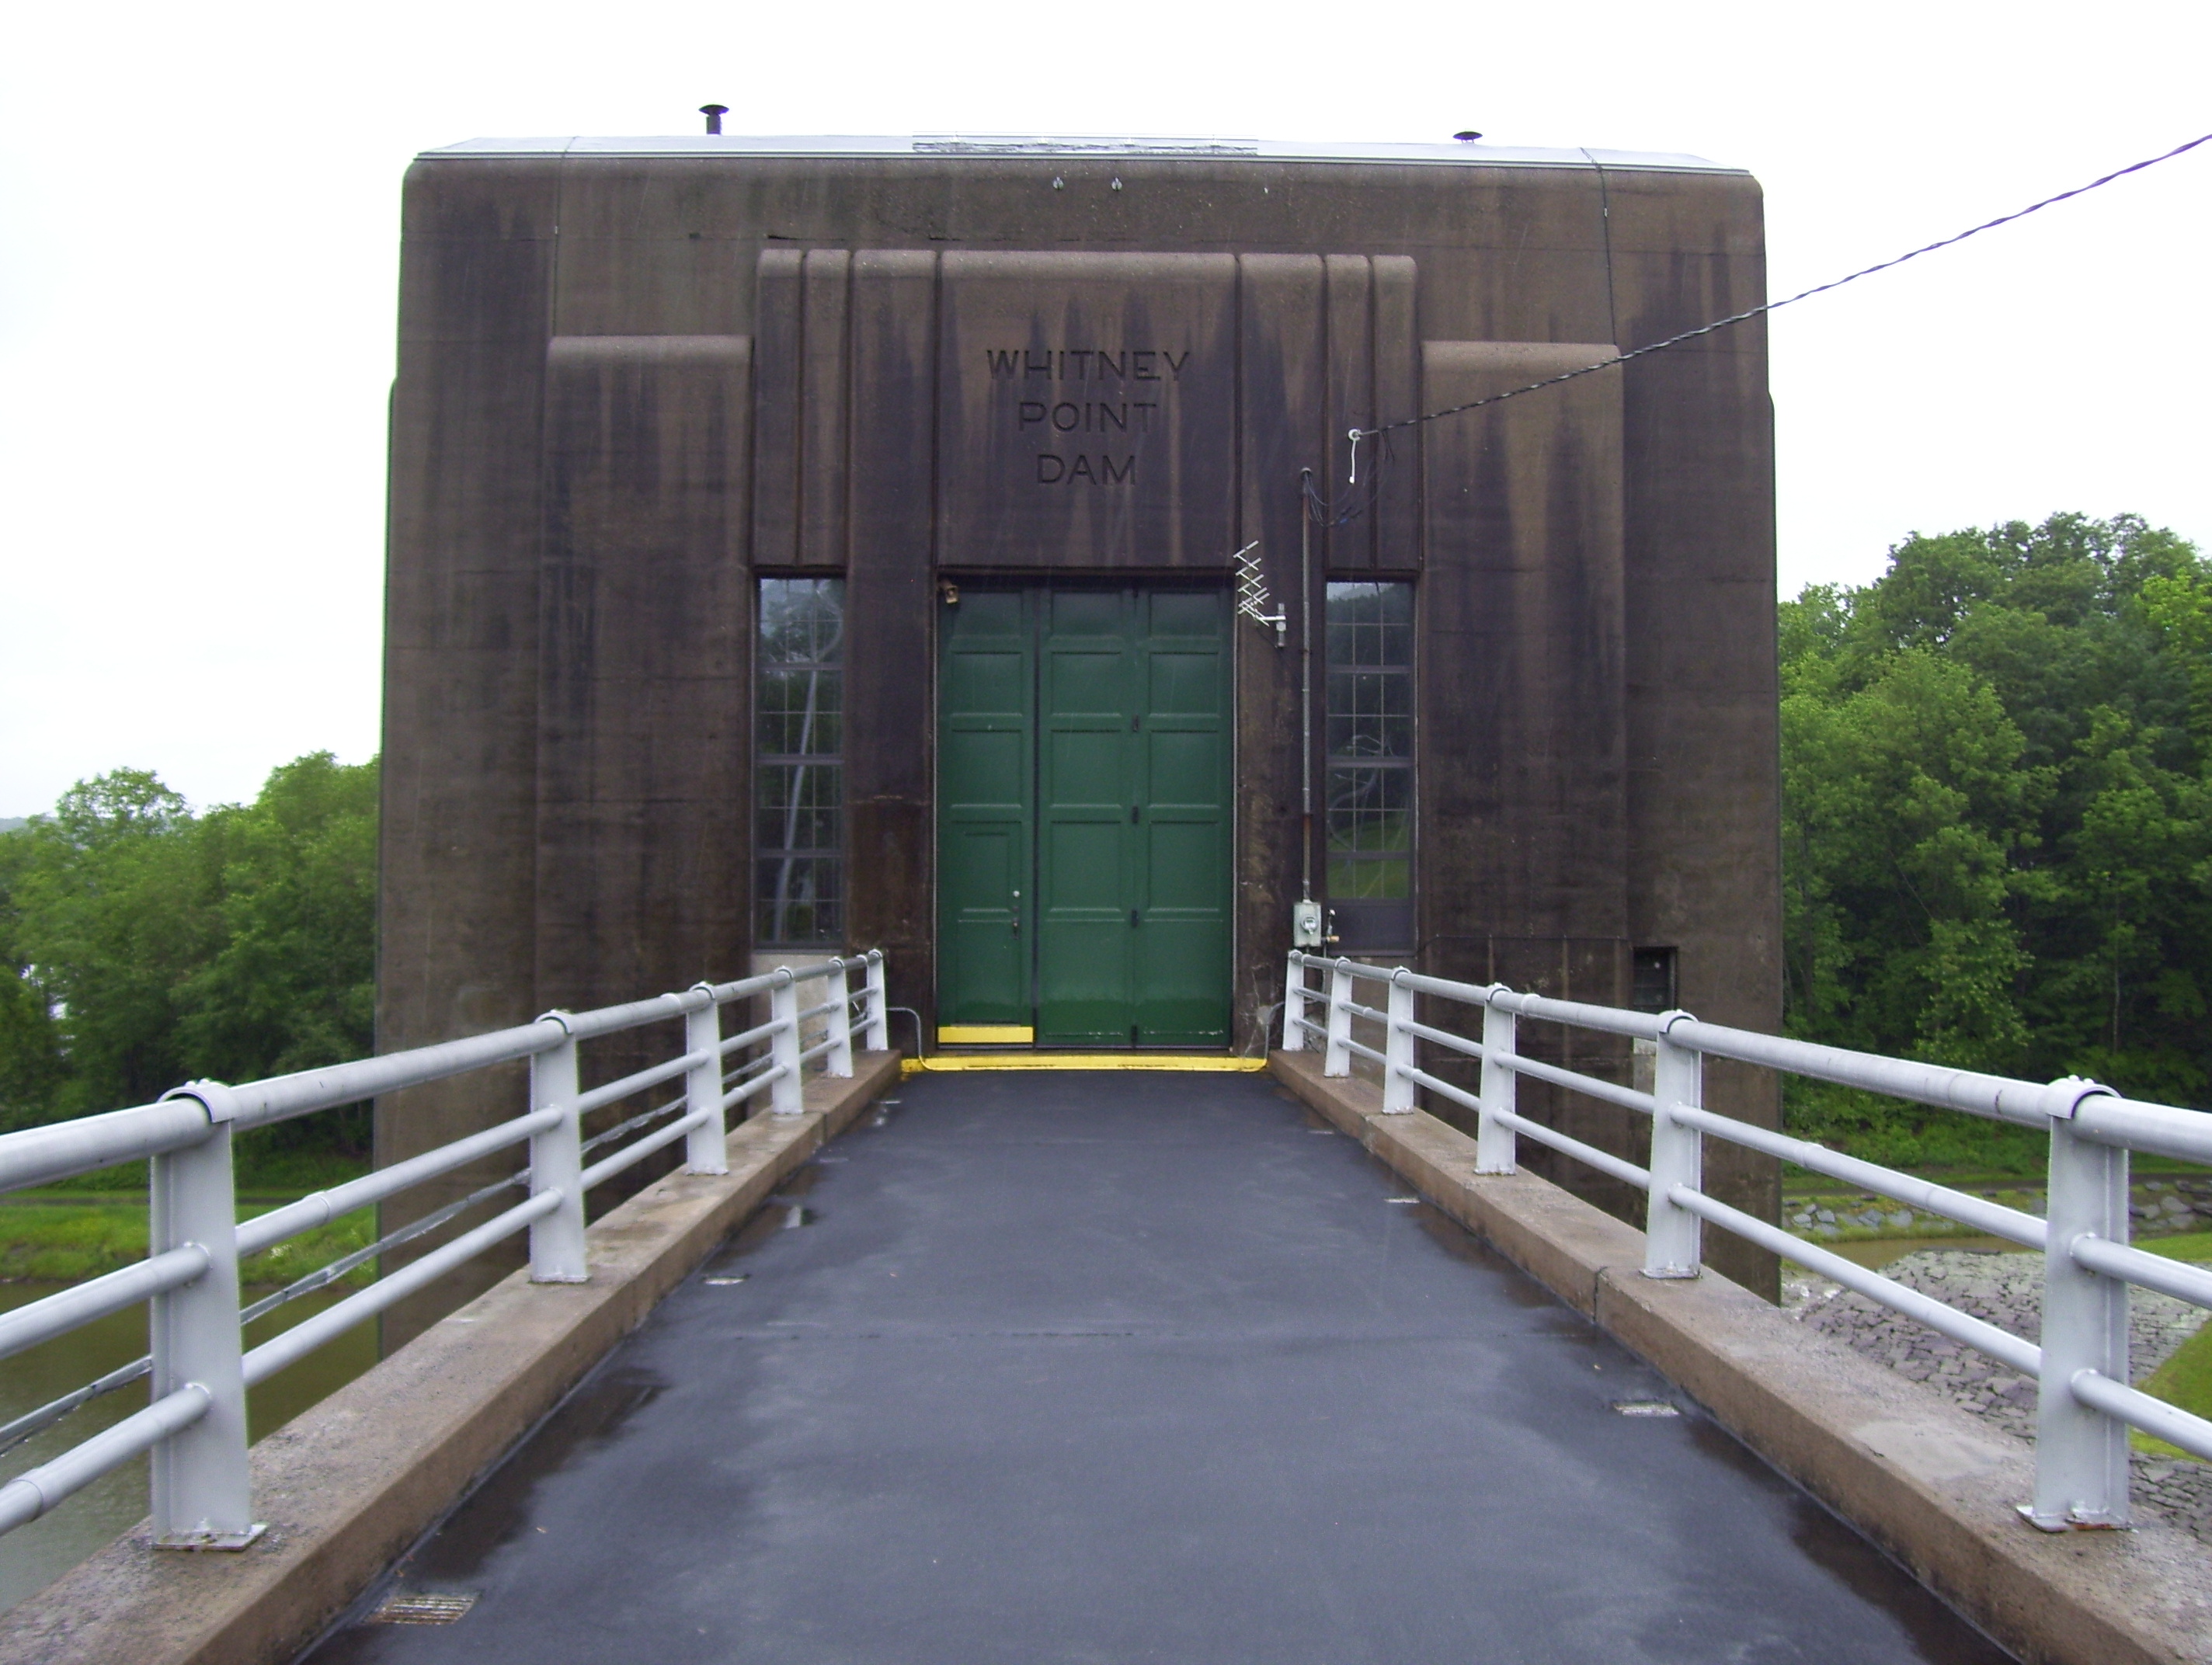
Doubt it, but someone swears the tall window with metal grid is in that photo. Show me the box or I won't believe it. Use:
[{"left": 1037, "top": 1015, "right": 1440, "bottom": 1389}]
[
  {"left": 755, "top": 577, "right": 845, "bottom": 946},
  {"left": 1323, "top": 580, "right": 1414, "bottom": 951}
]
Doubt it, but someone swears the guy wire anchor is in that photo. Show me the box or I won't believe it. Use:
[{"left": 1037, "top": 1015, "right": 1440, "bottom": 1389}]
[{"left": 1231, "top": 541, "right": 1286, "bottom": 645}]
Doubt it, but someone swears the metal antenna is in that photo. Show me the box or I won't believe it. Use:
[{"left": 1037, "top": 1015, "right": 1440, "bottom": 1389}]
[{"left": 1231, "top": 541, "right": 1285, "bottom": 646}]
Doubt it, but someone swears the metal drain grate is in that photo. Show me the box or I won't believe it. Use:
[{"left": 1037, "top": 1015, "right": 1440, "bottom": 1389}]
[{"left": 366, "top": 1590, "right": 478, "bottom": 1625}]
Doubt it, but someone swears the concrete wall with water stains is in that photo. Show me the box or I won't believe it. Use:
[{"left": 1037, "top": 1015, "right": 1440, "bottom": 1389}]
[{"left": 377, "top": 138, "right": 1781, "bottom": 1337}]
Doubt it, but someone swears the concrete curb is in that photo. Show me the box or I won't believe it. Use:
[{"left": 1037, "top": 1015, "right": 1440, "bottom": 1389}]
[
  {"left": 1271, "top": 1050, "right": 2212, "bottom": 1665},
  {"left": 0, "top": 1050, "right": 901, "bottom": 1665}
]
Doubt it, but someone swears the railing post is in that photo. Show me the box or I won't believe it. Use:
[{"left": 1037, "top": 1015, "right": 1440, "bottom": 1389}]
[
  {"left": 825, "top": 958, "right": 855, "bottom": 1078},
  {"left": 1382, "top": 972, "right": 1416, "bottom": 1113},
  {"left": 863, "top": 951, "right": 890, "bottom": 1051},
  {"left": 1324, "top": 959, "right": 1353, "bottom": 1078},
  {"left": 684, "top": 989, "right": 729, "bottom": 1176},
  {"left": 148, "top": 1083, "right": 257, "bottom": 1547},
  {"left": 770, "top": 973, "right": 805, "bottom": 1114},
  {"left": 529, "top": 1019, "right": 587, "bottom": 1283},
  {"left": 1642, "top": 1013, "right": 1703, "bottom": 1279},
  {"left": 1476, "top": 995, "right": 1517, "bottom": 1173},
  {"left": 2028, "top": 1077, "right": 2130, "bottom": 1530},
  {"left": 1282, "top": 953, "right": 1306, "bottom": 1051}
]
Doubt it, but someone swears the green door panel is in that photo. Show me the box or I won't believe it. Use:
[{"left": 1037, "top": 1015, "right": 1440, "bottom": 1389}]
[
  {"left": 939, "top": 583, "right": 1229, "bottom": 1048},
  {"left": 937, "top": 591, "right": 1033, "bottom": 1027},
  {"left": 1036, "top": 589, "right": 1134, "bottom": 1045},
  {"left": 1132, "top": 589, "right": 1229, "bottom": 1046}
]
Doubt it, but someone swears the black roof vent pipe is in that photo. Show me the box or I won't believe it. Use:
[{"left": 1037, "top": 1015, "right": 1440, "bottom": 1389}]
[{"left": 701, "top": 104, "right": 729, "bottom": 135}]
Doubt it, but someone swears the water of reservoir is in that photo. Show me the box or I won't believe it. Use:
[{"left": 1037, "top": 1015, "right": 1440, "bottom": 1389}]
[{"left": 0, "top": 1282, "right": 378, "bottom": 1615}]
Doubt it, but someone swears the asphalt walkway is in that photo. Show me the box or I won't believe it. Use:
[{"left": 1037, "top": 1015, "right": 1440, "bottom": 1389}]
[{"left": 304, "top": 1069, "right": 2010, "bottom": 1663}]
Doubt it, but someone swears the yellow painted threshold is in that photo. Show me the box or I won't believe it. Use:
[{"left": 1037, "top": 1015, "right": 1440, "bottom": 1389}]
[
  {"left": 937, "top": 1024, "right": 1035, "bottom": 1045},
  {"left": 903, "top": 1054, "right": 1268, "bottom": 1074}
]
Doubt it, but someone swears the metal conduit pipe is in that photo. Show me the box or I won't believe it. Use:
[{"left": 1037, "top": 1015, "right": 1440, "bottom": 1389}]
[
  {"left": 1292, "top": 954, "right": 1390, "bottom": 981},
  {"left": 1389, "top": 1015, "right": 1657, "bottom": 1118},
  {"left": 1396, "top": 1016, "right": 1483, "bottom": 1060},
  {"left": 1665, "top": 1185, "right": 2043, "bottom": 1378},
  {"left": 210, "top": 958, "right": 834, "bottom": 1133},
  {"left": 1661, "top": 1019, "right": 2062, "bottom": 1128},
  {"left": 697, "top": 969, "right": 791, "bottom": 1004},
  {"left": 242, "top": 1190, "right": 562, "bottom": 1388},
  {"left": 572, "top": 1048, "right": 713, "bottom": 1118},
  {"left": 0, "top": 1384, "right": 212, "bottom": 1535},
  {"left": 0, "top": 1245, "right": 211, "bottom": 1364},
  {"left": 718, "top": 1017, "right": 781, "bottom": 1055},
  {"left": 1389, "top": 966, "right": 1666, "bottom": 1042},
  {"left": 1400, "top": 1064, "right": 1652, "bottom": 1189},
  {"left": 722, "top": 1052, "right": 777, "bottom": 1086},
  {"left": 2071, "top": 1096, "right": 2212, "bottom": 1165},
  {"left": 8, "top": 958, "right": 869, "bottom": 1159},
  {"left": 2068, "top": 1234, "right": 2212, "bottom": 1312},
  {"left": 0, "top": 1098, "right": 217, "bottom": 1194},
  {"left": 579, "top": 1109, "right": 712, "bottom": 1193},
  {"left": 236, "top": 1107, "right": 562, "bottom": 1257},
  {"left": 1492, "top": 1051, "right": 1659, "bottom": 1118},
  {"left": 2068, "top": 1369, "right": 2212, "bottom": 1465},
  {"left": 1665, "top": 1103, "right": 2047, "bottom": 1249},
  {"left": 771, "top": 959, "right": 852, "bottom": 988},
  {"left": 196, "top": 1017, "right": 573, "bottom": 1134},
  {"left": 1493, "top": 1106, "right": 1653, "bottom": 1188},
  {"left": 1337, "top": 1034, "right": 1389, "bottom": 1069},
  {"left": 722, "top": 1064, "right": 789, "bottom": 1111},
  {"left": 1477, "top": 988, "right": 1665, "bottom": 1043},
  {"left": 556, "top": 988, "right": 725, "bottom": 1044}
]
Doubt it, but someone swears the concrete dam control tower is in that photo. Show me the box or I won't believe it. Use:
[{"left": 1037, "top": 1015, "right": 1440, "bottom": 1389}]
[{"left": 378, "top": 132, "right": 1782, "bottom": 1308}]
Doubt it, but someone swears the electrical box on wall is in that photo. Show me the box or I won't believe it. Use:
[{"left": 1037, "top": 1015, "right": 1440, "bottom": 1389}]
[{"left": 1292, "top": 899, "right": 1324, "bottom": 948}]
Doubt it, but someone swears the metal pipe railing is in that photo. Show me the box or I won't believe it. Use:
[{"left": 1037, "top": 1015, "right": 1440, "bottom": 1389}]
[
  {"left": 0, "top": 950, "right": 891, "bottom": 1551},
  {"left": 1286, "top": 951, "right": 2212, "bottom": 1524}
]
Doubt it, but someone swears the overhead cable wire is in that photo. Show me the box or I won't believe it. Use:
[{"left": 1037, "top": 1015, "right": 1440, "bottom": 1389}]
[
  {"left": 1304, "top": 429, "right": 1396, "bottom": 527},
  {"left": 1344, "top": 127, "right": 2212, "bottom": 470}
]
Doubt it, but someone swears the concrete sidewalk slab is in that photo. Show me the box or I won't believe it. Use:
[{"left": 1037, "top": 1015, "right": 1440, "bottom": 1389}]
[{"left": 292, "top": 1067, "right": 2011, "bottom": 1665}]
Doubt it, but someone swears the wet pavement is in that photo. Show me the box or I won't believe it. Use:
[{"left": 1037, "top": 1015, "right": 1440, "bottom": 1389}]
[{"left": 302, "top": 1069, "right": 2012, "bottom": 1664}]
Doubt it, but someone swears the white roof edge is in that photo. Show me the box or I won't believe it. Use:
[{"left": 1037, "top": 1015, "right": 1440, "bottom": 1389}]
[{"left": 413, "top": 134, "right": 1744, "bottom": 174}]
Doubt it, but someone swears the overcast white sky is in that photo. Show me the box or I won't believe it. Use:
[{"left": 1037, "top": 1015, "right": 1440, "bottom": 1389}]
[{"left": 2, "top": 0, "right": 2206, "bottom": 816}]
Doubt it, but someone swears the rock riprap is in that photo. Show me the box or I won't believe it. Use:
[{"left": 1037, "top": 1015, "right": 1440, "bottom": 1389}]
[{"left": 1785, "top": 1248, "right": 2211, "bottom": 1542}]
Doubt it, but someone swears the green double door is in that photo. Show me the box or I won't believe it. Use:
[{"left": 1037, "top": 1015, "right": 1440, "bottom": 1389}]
[{"left": 938, "top": 586, "right": 1231, "bottom": 1048}]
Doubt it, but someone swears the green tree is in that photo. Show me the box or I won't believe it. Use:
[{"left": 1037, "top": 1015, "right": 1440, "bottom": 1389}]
[
  {"left": 0, "top": 831, "right": 67, "bottom": 1122},
  {"left": 177, "top": 753, "right": 377, "bottom": 1085},
  {"left": 1781, "top": 513, "right": 2212, "bottom": 1135},
  {"left": 4, "top": 770, "right": 220, "bottom": 1119},
  {"left": 0, "top": 755, "right": 378, "bottom": 1142}
]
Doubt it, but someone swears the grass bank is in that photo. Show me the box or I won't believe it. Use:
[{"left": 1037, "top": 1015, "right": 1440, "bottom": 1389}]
[
  {"left": 2132, "top": 1231, "right": 2212, "bottom": 1458},
  {"left": 0, "top": 1152, "right": 375, "bottom": 1286}
]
